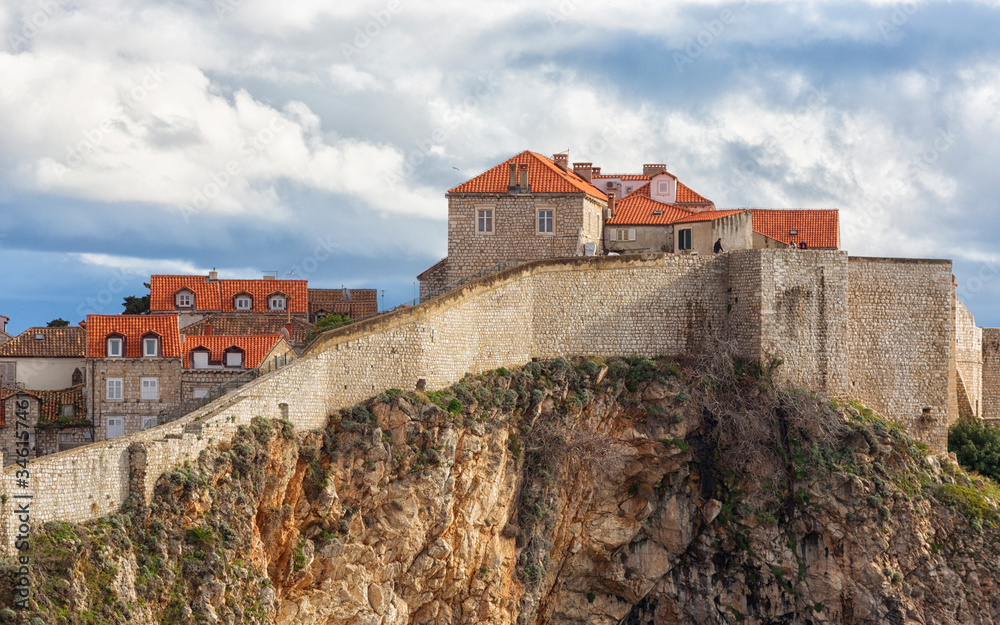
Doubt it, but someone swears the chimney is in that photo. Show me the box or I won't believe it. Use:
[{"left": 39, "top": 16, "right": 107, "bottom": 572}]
[
  {"left": 607, "top": 192, "right": 616, "bottom": 219},
  {"left": 263, "top": 275, "right": 275, "bottom": 281},
  {"left": 204, "top": 322, "right": 211, "bottom": 336},
  {"left": 643, "top": 163, "right": 667, "bottom": 176},
  {"left": 573, "top": 162, "right": 593, "bottom": 182},
  {"left": 207, "top": 268, "right": 219, "bottom": 282},
  {"left": 592, "top": 166, "right": 601, "bottom": 176},
  {"left": 519, "top": 164, "right": 530, "bottom": 193},
  {"left": 508, "top": 163, "right": 518, "bottom": 193},
  {"left": 553, "top": 153, "right": 568, "bottom": 171}
]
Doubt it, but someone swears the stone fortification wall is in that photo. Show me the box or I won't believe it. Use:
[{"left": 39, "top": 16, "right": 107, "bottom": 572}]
[
  {"left": 954, "top": 300, "right": 984, "bottom": 417},
  {"left": 984, "top": 329, "right": 1000, "bottom": 421},
  {"left": 847, "top": 257, "right": 955, "bottom": 448},
  {"left": 0, "top": 251, "right": 972, "bottom": 555}
]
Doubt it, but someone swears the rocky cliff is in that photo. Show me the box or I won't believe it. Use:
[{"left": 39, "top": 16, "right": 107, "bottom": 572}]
[{"left": 3, "top": 355, "right": 1000, "bottom": 624}]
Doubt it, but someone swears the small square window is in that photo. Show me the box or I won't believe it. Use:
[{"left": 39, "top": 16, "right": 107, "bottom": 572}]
[
  {"left": 176, "top": 293, "right": 192, "bottom": 308},
  {"left": 107, "top": 337, "right": 123, "bottom": 357},
  {"left": 143, "top": 337, "right": 158, "bottom": 357},
  {"left": 477, "top": 209, "right": 493, "bottom": 233},
  {"left": 225, "top": 351, "right": 244, "bottom": 368},
  {"left": 658, "top": 181, "right": 669, "bottom": 194},
  {"left": 235, "top": 296, "right": 252, "bottom": 310},
  {"left": 538, "top": 210, "right": 553, "bottom": 233},
  {"left": 269, "top": 295, "right": 286, "bottom": 311}
]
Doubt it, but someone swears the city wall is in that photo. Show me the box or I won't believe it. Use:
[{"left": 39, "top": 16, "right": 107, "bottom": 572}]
[
  {"left": 984, "top": 329, "right": 1000, "bottom": 421},
  {"left": 0, "top": 251, "right": 970, "bottom": 555}
]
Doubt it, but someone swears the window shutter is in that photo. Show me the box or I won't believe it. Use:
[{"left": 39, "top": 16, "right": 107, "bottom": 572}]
[
  {"left": 628, "top": 229, "right": 636, "bottom": 241},
  {"left": 610, "top": 229, "right": 617, "bottom": 241}
]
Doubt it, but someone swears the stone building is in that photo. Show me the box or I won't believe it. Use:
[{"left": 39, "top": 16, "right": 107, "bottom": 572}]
[
  {"left": 181, "top": 315, "right": 313, "bottom": 352},
  {"left": 179, "top": 332, "right": 296, "bottom": 406},
  {"left": 307, "top": 288, "right": 378, "bottom": 324},
  {"left": 0, "top": 326, "right": 86, "bottom": 390},
  {"left": 419, "top": 150, "right": 609, "bottom": 299},
  {"left": 0, "top": 385, "right": 89, "bottom": 466},
  {"left": 983, "top": 329, "right": 1000, "bottom": 421},
  {"left": 149, "top": 271, "right": 309, "bottom": 328}
]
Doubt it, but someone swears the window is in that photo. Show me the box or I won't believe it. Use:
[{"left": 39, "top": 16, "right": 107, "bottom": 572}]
[
  {"left": 107, "top": 378, "right": 123, "bottom": 401},
  {"left": 225, "top": 350, "right": 244, "bottom": 368},
  {"left": 142, "top": 336, "right": 159, "bottom": 357},
  {"left": 679, "top": 228, "right": 692, "bottom": 250},
  {"left": 107, "top": 337, "right": 123, "bottom": 358},
  {"left": 106, "top": 417, "right": 124, "bottom": 439},
  {"left": 477, "top": 209, "right": 493, "bottom": 233},
  {"left": 537, "top": 209, "right": 553, "bottom": 233},
  {"left": 658, "top": 181, "right": 670, "bottom": 194},
  {"left": 141, "top": 377, "right": 158, "bottom": 401},
  {"left": 193, "top": 388, "right": 209, "bottom": 399},
  {"left": 192, "top": 351, "right": 209, "bottom": 369},
  {"left": 176, "top": 292, "right": 192, "bottom": 308},
  {"left": 268, "top": 295, "right": 286, "bottom": 311},
  {"left": 142, "top": 416, "right": 158, "bottom": 430},
  {"left": 235, "top": 295, "right": 252, "bottom": 310},
  {"left": 609, "top": 229, "right": 636, "bottom": 242},
  {"left": 61, "top": 404, "right": 74, "bottom": 417}
]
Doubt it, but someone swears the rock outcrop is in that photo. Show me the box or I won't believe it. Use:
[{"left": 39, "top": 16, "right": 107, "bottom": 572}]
[{"left": 3, "top": 356, "right": 1000, "bottom": 624}]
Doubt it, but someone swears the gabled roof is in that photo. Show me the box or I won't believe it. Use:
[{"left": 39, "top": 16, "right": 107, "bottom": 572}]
[
  {"left": 181, "top": 314, "right": 313, "bottom": 345},
  {"left": 150, "top": 275, "right": 224, "bottom": 312},
  {"left": 219, "top": 280, "right": 308, "bottom": 313},
  {"left": 608, "top": 193, "right": 696, "bottom": 226},
  {"left": 448, "top": 151, "right": 607, "bottom": 201},
  {"left": 750, "top": 209, "right": 840, "bottom": 248},
  {"left": 0, "top": 327, "right": 86, "bottom": 358},
  {"left": 672, "top": 209, "right": 749, "bottom": 224},
  {"left": 86, "top": 315, "right": 182, "bottom": 358},
  {"left": 676, "top": 181, "right": 713, "bottom": 205},
  {"left": 181, "top": 334, "right": 284, "bottom": 369}
]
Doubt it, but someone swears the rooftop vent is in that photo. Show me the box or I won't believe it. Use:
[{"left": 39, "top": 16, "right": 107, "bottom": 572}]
[
  {"left": 789, "top": 230, "right": 798, "bottom": 236},
  {"left": 34, "top": 333, "right": 44, "bottom": 341},
  {"left": 653, "top": 210, "right": 663, "bottom": 216}
]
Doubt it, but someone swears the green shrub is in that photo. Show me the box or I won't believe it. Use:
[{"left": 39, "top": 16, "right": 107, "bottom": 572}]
[{"left": 949, "top": 419, "right": 1000, "bottom": 483}]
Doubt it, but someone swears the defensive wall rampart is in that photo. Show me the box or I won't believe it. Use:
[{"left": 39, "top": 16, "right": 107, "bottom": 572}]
[
  {"left": 984, "top": 329, "right": 1000, "bottom": 421},
  {"left": 0, "top": 251, "right": 971, "bottom": 555}
]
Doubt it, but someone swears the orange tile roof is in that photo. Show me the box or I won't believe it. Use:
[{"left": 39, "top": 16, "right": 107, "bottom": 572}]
[
  {"left": 181, "top": 334, "right": 284, "bottom": 369},
  {"left": 672, "top": 209, "right": 749, "bottom": 224},
  {"left": 448, "top": 151, "right": 607, "bottom": 201},
  {"left": 86, "top": 315, "right": 182, "bottom": 358},
  {"left": 308, "top": 288, "right": 378, "bottom": 320},
  {"left": 750, "top": 209, "right": 840, "bottom": 248},
  {"left": 219, "top": 280, "right": 308, "bottom": 313},
  {"left": 593, "top": 174, "right": 652, "bottom": 181},
  {"left": 607, "top": 194, "right": 696, "bottom": 226},
  {"left": 0, "top": 327, "right": 85, "bottom": 358},
  {"left": 676, "top": 181, "right": 713, "bottom": 205},
  {"left": 150, "top": 275, "right": 223, "bottom": 312},
  {"left": 181, "top": 315, "right": 313, "bottom": 345}
]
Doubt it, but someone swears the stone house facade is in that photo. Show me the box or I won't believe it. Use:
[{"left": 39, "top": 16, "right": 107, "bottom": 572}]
[
  {"left": 983, "top": 329, "right": 1000, "bottom": 421},
  {"left": 0, "top": 385, "right": 90, "bottom": 466}
]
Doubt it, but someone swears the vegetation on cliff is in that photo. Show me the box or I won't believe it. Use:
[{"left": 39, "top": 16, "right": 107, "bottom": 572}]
[{"left": 2, "top": 353, "right": 1000, "bottom": 624}]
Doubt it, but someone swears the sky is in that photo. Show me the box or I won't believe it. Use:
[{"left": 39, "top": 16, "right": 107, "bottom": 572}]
[{"left": 1, "top": 0, "right": 999, "bottom": 335}]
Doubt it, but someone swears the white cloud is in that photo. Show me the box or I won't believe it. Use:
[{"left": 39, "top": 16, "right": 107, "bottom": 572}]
[{"left": 329, "top": 63, "right": 383, "bottom": 92}]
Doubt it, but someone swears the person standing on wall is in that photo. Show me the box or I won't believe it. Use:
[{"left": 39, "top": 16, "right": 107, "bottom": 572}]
[
  {"left": 799, "top": 241, "right": 808, "bottom": 249},
  {"left": 788, "top": 239, "right": 797, "bottom": 249},
  {"left": 714, "top": 238, "right": 724, "bottom": 254}
]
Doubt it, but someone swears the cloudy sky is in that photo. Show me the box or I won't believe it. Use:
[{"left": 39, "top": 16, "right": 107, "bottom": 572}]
[{"left": 2, "top": 0, "right": 999, "bottom": 334}]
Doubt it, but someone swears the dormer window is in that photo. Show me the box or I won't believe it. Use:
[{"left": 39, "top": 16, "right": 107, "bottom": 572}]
[
  {"left": 268, "top": 294, "right": 286, "bottom": 311},
  {"left": 176, "top": 290, "right": 194, "bottom": 309},
  {"left": 224, "top": 347, "right": 245, "bottom": 368},
  {"left": 192, "top": 348, "right": 210, "bottom": 369},
  {"left": 106, "top": 336, "right": 123, "bottom": 358},
  {"left": 142, "top": 334, "right": 160, "bottom": 357},
  {"left": 235, "top": 294, "right": 252, "bottom": 311}
]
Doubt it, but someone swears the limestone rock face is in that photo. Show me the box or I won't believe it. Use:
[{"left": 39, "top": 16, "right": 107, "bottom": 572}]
[{"left": 12, "top": 358, "right": 1000, "bottom": 625}]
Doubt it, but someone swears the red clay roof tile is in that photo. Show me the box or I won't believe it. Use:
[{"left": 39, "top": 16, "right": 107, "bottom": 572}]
[
  {"left": 0, "top": 327, "right": 85, "bottom": 358},
  {"left": 672, "top": 209, "right": 749, "bottom": 224},
  {"left": 750, "top": 209, "right": 839, "bottom": 248},
  {"left": 86, "top": 315, "right": 182, "bottom": 358},
  {"left": 150, "top": 275, "right": 223, "bottom": 312},
  {"left": 676, "top": 181, "right": 713, "bottom": 205},
  {"left": 181, "top": 334, "right": 284, "bottom": 369},
  {"left": 607, "top": 194, "right": 696, "bottom": 226},
  {"left": 219, "top": 280, "right": 308, "bottom": 314},
  {"left": 448, "top": 151, "right": 607, "bottom": 200}
]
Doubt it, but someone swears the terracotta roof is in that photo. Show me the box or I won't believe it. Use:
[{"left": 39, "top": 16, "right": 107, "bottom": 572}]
[
  {"left": 219, "top": 280, "right": 308, "bottom": 313},
  {"left": 750, "top": 209, "right": 840, "bottom": 248},
  {"left": 181, "top": 315, "right": 313, "bottom": 345},
  {"left": 181, "top": 334, "right": 284, "bottom": 369},
  {"left": 676, "top": 181, "right": 713, "bottom": 205},
  {"left": 593, "top": 174, "right": 652, "bottom": 181},
  {"left": 607, "top": 194, "right": 696, "bottom": 226},
  {"left": 86, "top": 315, "right": 182, "bottom": 358},
  {"left": 448, "top": 151, "right": 607, "bottom": 201},
  {"left": 0, "top": 327, "right": 86, "bottom": 358},
  {"left": 672, "top": 209, "right": 749, "bottom": 224},
  {"left": 308, "top": 288, "right": 378, "bottom": 320},
  {"left": 150, "top": 275, "right": 223, "bottom": 312},
  {"left": 0, "top": 385, "right": 87, "bottom": 426}
]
